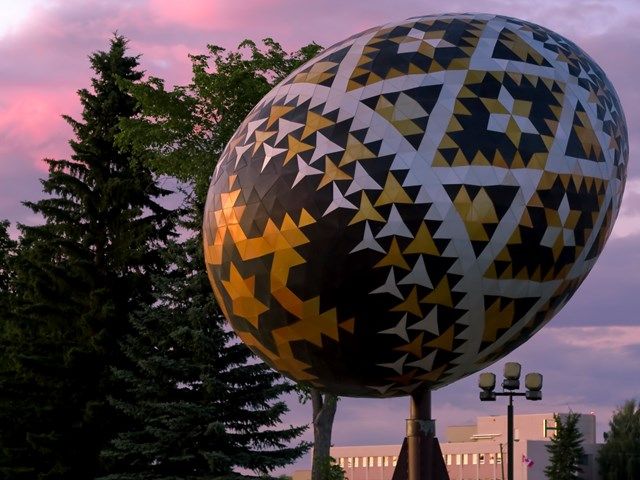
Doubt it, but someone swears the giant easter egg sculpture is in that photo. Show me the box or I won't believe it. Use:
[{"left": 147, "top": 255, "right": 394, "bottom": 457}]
[{"left": 203, "top": 13, "right": 628, "bottom": 397}]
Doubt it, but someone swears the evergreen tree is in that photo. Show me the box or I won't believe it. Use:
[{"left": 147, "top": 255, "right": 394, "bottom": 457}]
[
  {"left": 598, "top": 400, "right": 640, "bottom": 479},
  {"left": 116, "top": 38, "right": 337, "bottom": 479},
  {"left": 100, "top": 205, "right": 308, "bottom": 479},
  {"left": 0, "top": 220, "right": 22, "bottom": 477},
  {"left": 0, "top": 220, "right": 15, "bottom": 300},
  {"left": 0, "top": 35, "right": 175, "bottom": 478},
  {"left": 0, "top": 220, "right": 15, "bottom": 324},
  {"left": 544, "top": 412, "right": 585, "bottom": 480}
]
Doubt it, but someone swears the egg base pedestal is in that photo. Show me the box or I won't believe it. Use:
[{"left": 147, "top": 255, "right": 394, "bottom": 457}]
[{"left": 392, "top": 389, "right": 450, "bottom": 480}]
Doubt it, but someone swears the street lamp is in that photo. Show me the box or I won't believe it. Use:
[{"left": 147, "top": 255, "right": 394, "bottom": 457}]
[{"left": 478, "top": 363, "right": 542, "bottom": 480}]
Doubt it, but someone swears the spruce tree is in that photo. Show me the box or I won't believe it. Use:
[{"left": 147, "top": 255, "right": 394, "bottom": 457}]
[
  {"left": 0, "top": 220, "right": 15, "bottom": 324},
  {"left": 544, "top": 412, "right": 585, "bottom": 480},
  {"left": 0, "top": 35, "right": 175, "bottom": 478},
  {"left": 0, "top": 220, "right": 21, "bottom": 477},
  {"left": 100, "top": 205, "right": 308, "bottom": 479},
  {"left": 0, "top": 220, "right": 15, "bottom": 298},
  {"left": 116, "top": 39, "right": 340, "bottom": 478}
]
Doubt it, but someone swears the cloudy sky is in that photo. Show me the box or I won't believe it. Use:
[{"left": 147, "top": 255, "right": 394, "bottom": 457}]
[{"left": 1, "top": 0, "right": 639, "bottom": 472}]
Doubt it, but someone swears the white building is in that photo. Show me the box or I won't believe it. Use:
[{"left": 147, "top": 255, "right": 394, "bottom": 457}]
[
  {"left": 441, "top": 412, "right": 600, "bottom": 480},
  {"left": 292, "top": 412, "right": 601, "bottom": 480}
]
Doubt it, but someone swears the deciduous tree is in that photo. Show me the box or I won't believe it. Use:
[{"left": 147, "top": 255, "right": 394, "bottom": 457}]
[
  {"left": 598, "top": 400, "right": 640, "bottom": 480},
  {"left": 117, "top": 38, "right": 338, "bottom": 480},
  {"left": 118, "top": 38, "right": 322, "bottom": 200}
]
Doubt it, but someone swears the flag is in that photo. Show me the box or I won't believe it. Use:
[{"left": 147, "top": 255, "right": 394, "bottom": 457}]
[{"left": 522, "top": 454, "right": 534, "bottom": 468}]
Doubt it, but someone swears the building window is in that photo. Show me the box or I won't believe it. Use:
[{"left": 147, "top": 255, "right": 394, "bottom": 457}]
[
  {"left": 489, "top": 454, "right": 495, "bottom": 465},
  {"left": 472, "top": 454, "right": 478, "bottom": 465},
  {"left": 446, "top": 454, "right": 452, "bottom": 466},
  {"left": 384, "top": 456, "right": 389, "bottom": 467},
  {"left": 496, "top": 452, "right": 502, "bottom": 465},
  {"left": 377, "top": 456, "right": 383, "bottom": 467},
  {"left": 392, "top": 456, "right": 398, "bottom": 467},
  {"left": 355, "top": 457, "right": 359, "bottom": 468},
  {"left": 544, "top": 417, "right": 558, "bottom": 438},
  {"left": 339, "top": 458, "right": 344, "bottom": 468},
  {"left": 479, "top": 454, "right": 485, "bottom": 465},
  {"left": 579, "top": 454, "right": 590, "bottom": 466},
  {"left": 455, "top": 454, "right": 461, "bottom": 465},
  {"left": 463, "top": 454, "right": 468, "bottom": 465},
  {"left": 362, "top": 457, "right": 367, "bottom": 467},
  {"left": 368, "top": 457, "right": 374, "bottom": 467},
  {"left": 347, "top": 457, "right": 353, "bottom": 468}
]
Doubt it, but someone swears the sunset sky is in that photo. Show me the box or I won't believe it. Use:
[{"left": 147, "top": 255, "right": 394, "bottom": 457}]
[{"left": 1, "top": 0, "right": 639, "bottom": 471}]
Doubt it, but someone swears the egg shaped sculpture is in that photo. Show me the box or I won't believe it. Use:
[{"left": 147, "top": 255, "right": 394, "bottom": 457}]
[{"left": 203, "top": 13, "right": 628, "bottom": 397}]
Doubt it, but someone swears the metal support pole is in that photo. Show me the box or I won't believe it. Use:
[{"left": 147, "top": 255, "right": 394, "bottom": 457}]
[
  {"left": 408, "top": 388, "right": 431, "bottom": 480},
  {"left": 393, "top": 388, "right": 448, "bottom": 480},
  {"left": 507, "top": 395, "right": 514, "bottom": 480}
]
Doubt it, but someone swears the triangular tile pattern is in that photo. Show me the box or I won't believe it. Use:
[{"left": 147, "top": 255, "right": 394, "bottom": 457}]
[
  {"left": 435, "top": 71, "right": 563, "bottom": 169},
  {"left": 286, "top": 45, "right": 352, "bottom": 88},
  {"left": 203, "top": 13, "right": 628, "bottom": 397},
  {"left": 346, "top": 17, "right": 486, "bottom": 91}
]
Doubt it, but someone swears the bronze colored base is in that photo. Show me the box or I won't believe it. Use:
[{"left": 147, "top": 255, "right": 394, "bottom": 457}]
[
  {"left": 391, "top": 434, "right": 449, "bottom": 480},
  {"left": 392, "top": 389, "right": 450, "bottom": 480}
]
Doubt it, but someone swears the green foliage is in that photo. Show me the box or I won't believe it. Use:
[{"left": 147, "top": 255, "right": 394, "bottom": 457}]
[
  {"left": 0, "top": 32, "right": 322, "bottom": 480},
  {"left": 99, "top": 206, "right": 309, "bottom": 479},
  {"left": 0, "top": 220, "right": 15, "bottom": 297},
  {"left": 544, "top": 412, "right": 585, "bottom": 480},
  {"left": 0, "top": 220, "right": 15, "bottom": 358},
  {"left": 116, "top": 38, "right": 321, "bottom": 201},
  {"left": 0, "top": 220, "right": 16, "bottom": 337},
  {"left": 598, "top": 400, "right": 640, "bottom": 480},
  {"left": 0, "top": 221, "right": 22, "bottom": 477},
  {"left": 322, "top": 457, "right": 346, "bottom": 480},
  {"left": 0, "top": 35, "right": 176, "bottom": 478},
  {"left": 86, "top": 35, "right": 323, "bottom": 479}
]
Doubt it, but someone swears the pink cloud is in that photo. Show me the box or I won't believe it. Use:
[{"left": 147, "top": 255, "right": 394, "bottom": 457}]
[
  {"left": 147, "top": 0, "right": 218, "bottom": 29},
  {"left": 547, "top": 326, "right": 640, "bottom": 351},
  {"left": 0, "top": 88, "right": 76, "bottom": 171},
  {"left": 129, "top": 41, "right": 194, "bottom": 86}
]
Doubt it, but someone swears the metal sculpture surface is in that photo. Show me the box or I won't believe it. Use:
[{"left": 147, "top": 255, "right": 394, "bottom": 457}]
[{"left": 203, "top": 13, "right": 628, "bottom": 397}]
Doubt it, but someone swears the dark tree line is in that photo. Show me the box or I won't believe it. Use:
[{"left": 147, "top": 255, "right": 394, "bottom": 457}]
[
  {"left": 0, "top": 35, "right": 317, "bottom": 479},
  {"left": 598, "top": 400, "right": 640, "bottom": 480},
  {"left": 543, "top": 405, "right": 640, "bottom": 480}
]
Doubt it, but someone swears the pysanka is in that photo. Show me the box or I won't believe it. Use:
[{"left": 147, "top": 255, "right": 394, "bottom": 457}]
[{"left": 203, "top": 13, "right": 628, "bottom": 397}]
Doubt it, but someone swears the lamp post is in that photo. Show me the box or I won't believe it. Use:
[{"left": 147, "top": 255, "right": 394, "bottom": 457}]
[{"left": 478, "top": 363, "right": 542, "bottom": 480}]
